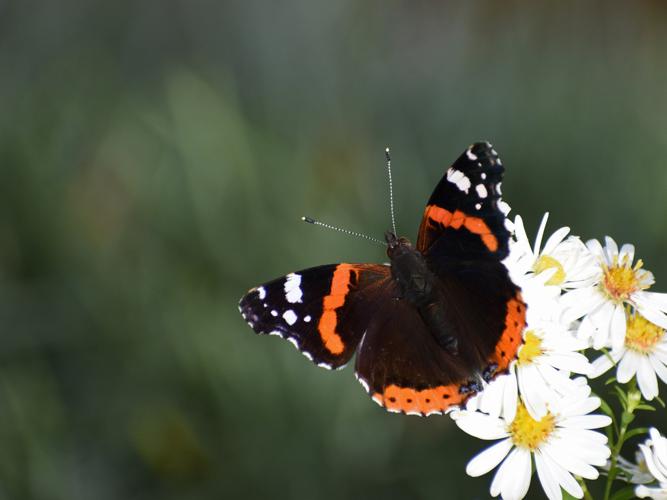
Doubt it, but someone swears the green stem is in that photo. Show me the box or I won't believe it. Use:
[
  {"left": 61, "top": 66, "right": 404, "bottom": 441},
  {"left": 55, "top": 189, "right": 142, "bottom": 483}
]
[
  {"left": 603, "top": 380, "right": 641, "bottom": 500},
  {"left": 578, "top": 477, "right": 593, "bottom": 500}
]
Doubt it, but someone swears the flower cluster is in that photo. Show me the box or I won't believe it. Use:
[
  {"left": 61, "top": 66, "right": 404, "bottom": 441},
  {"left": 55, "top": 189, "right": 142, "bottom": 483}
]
[{"left": 450, "top": 213, "right": 667, "bottom": 500}]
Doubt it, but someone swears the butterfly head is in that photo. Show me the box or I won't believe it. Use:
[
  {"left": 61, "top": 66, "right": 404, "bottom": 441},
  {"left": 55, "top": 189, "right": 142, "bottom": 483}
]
[{"left": 385, "top": 231, "right": 413, "bottom": 259}]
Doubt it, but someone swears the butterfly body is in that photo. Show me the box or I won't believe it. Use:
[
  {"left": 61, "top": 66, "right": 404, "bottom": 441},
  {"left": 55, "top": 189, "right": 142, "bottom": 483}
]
[
  {"left": 386, "top": 231, "right": 459, "bottom": 355},
  {"left": 239, "top": 142, "right": 526, "bottom": 416}
]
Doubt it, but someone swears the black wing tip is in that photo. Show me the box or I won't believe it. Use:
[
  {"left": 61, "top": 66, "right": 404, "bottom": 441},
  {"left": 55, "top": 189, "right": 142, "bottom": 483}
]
[{"left": 460, "top": 142, "right": 503, "bottom": 173}]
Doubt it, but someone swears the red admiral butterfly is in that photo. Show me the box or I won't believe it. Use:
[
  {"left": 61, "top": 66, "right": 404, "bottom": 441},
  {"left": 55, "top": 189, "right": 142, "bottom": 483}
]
[{"left": 239, "top": 142, "right": 526, "bottom": 416}]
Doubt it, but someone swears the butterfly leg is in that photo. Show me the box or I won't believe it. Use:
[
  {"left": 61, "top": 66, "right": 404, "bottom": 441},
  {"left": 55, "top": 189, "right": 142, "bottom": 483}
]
[{"left": 482, "top": 363, "right": 499, "bottom": 382}]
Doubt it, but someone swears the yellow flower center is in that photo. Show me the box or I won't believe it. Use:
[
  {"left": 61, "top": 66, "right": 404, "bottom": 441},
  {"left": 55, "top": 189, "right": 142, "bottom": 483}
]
[
  {"left": 509, "top": 402, "right": 556, "bottom": 451},
  {"left": 517, "top": 330, "right": 543, "bottom": 365},
  {"left": 533, "top": 255, "right": 566, "bottom": 286},
  {"left": 601, "top": 256, "right": 649, "bottom": 303},
  {"left": 625, "top": 312, "right": 664, "bottom": 354}
]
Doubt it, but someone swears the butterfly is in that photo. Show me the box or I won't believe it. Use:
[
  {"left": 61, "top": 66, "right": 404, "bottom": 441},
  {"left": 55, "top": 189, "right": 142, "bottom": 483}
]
[{"left": 238, "top": 142, "right": 526, "bottom": 416}]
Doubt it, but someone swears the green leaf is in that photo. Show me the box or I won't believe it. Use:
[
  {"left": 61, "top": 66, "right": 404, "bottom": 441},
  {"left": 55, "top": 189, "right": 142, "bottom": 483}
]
[
  {"left": 610, "top": 485, "right": 638, "bottom": 500},
  {"left": 598, "top": 398, "right": 619, "bottom": 437},
  {"left": 605, "top": 376, "right": 617, "bottom": 386},
  {"left": 623, "top": 427, "right": 650, "bottom": 444},
  {"left": 635, "top": 404, "right": 656, "bottom": 412},
  {"left": 655, "top": 396, "right": 666, "bottom": 409},
  {"left": 613, "top": 385, "right": 629, "bottom": 409},
  {"left": 621, "top": 412, "right": 636, "bottom": 426}
]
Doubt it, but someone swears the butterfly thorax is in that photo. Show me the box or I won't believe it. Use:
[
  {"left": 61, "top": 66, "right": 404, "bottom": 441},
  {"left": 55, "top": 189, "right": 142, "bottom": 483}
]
[{"left": 385, "top": 231, "right": 459, "bottom": 355}]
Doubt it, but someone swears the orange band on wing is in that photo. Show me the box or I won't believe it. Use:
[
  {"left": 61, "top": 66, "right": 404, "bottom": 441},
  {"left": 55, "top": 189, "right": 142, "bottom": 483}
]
[
  {"left": 318, "top": 264, "right": 358, "bottom": 355},
  {"left": 490, "top": 293, "right": 526, "bottom": 372},
  {"left": 423, "top": 204, "right": 499, "bottom": 252},
  {"left": 372, "top": 384, "right": 466, "bottom": 415}
]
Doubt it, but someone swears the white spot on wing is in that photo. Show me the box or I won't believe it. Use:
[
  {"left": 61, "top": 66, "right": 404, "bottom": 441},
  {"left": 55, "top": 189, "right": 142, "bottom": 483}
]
[
  {"left": 357, "top": 376, "right": 370, "bottom": 393},
  {"left": 269, "top": 330, "right": 282, "bottom": 337},
  {"left": 318, "top": 362, "right": 332, "bottom": 370},
  {"left": 406, "top": 410, "right": 423, "bottom": 417},
  {"left": 446, "top": 168, "right": 471, "bottom": 193},
  {"left": 497, "top": 182, "right": 502, "bottom": 195},
  {"left": 302, "top": 352, "right": 313, "bottom": 361},
  {"left": 271, "top": 310, "right": 278, "bottom": 317},
  {"left": 466, "top": 149, "right": 478, "bottom": 161},
  {"left": 475, "top": 203, "right": 482, "bottom": 210},
  {"left": 287, "top": 337, "right": 299, "bottom": 348},
  {"left": 257, "top": 286, "right": 266, "bottom": 300},
  {"left": 481, "top": 173, "right": 487, "bottom": 180},
  {"left": 284, "top": 273, "right": 303, "bottom": 303},
  {"left": 283, "top": 310, "right": 298, "bottom": 325},
  {"left": 498, "top": 200, "right": 511, "bottom": 215},
  {"left": 304, "top": 315, "right": 311, "bottom": 323},
  {"left": 476, "top": 184, "right": 488, "bottom": 199}
]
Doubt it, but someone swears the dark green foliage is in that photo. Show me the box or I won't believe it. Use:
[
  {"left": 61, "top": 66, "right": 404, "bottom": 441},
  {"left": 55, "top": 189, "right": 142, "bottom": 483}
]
[{"left": 1, "top": 1, "right": 667, "bottom": 499}]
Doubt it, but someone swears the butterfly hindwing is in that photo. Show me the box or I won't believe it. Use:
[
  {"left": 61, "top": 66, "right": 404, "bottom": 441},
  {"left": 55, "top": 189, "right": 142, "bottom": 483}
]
[
  {"left": 416, "top": 141, "right": 512, "bottom": 260},
  {"left": 354, "top": 293, "right": 474, "bottom": 416},
  {"left": 239, "top": 263, "right": 391, "bottom": 369},
  {"left": 354, "top": 271, "right": 526, "bottom": 416}
]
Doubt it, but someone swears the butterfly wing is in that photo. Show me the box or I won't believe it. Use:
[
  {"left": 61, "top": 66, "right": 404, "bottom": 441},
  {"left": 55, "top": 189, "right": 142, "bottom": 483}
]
[
  {"left": 354, "top": 281, "right": 526, "bottom": 416},
  {"left": 239, "top": 263, "right": 391, "bottom": 370},
  {"left": 416, "top": 141, "right": 511, "bottom": 260},
  {"left": 354, "top": 291, "right": 473, "bottom": 416},
  {"left": 416, "top": 142, "right": 525, "bottom": 378}
]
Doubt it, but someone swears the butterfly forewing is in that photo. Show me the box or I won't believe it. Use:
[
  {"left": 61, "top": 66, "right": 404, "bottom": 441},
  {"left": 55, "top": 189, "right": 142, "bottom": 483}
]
[
  {"left": 417, "top": 142, "right": 511, "bottom": 260},
  {"left": 239, "top": 263, "right": 390, "bottom": 369}
]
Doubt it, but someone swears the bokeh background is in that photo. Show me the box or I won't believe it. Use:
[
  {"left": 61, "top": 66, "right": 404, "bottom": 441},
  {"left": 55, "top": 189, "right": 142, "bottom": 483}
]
[{"left": 2, "top": 1, "right": 667, "bottom": 499}]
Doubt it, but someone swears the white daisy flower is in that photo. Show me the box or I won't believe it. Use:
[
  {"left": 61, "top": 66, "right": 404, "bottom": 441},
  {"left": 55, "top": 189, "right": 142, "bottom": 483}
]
[
  {"left": 561, "top": 236, "right": 667, "bottom": 351},
  {"left": 452, "top": 382, "right": 612, "bottom": 500},
  {"left": 514, "top": 320, "right": 591, "bottom": 419},
  {"left": 635, "top": 428, "right": 667, "bottom": 499},
  {"left": 507, "top": 213, "right": 599, "bottom": 292},
  {"left": 590, "top": 310, "right": 667, "bottom": 400},
  {"left": 615, "top": 453, "right": 655, "bottom": 485}
]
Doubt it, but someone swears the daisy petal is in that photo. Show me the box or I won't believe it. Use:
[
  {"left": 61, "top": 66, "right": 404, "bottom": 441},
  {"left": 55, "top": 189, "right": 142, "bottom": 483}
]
[
  {"left": 610, "top": 304, "right": 627, "bottom": 351},
  {"left": 534, "top": 450, "right": 562, "bottom": 500},
  {"left": 649, "top": 355, "right": 667, "bottom": 385},
  {"left": 533, "top": 212, "right": 550, "bottom": 257},
  {"left": 543, "top": 440, "right": 599, "bottom": 479},
  {"left": 454, "top": 412, "right": 509, "bottom": 440},
  {"left": 619, "top": 243, "right": 635, "bottom": 264},
  {"left": 617, "top": 350, "right": 640, "bottom": 384},
  {"left": 637, "top": 358, "right": 659, "bottom": 400},
  {"left": 586, "top": 238, "right": 605, "bottom": 261},
  {"left": 558, "top": 414, "right": 612, "bottom": 430},
  {"left": 466, "top": 439, "right": 514, "bottom": 477},
  {"left": 539, "top": 450, "right": 583, "bottom": 499},
  {"left": 590, "top": 351, "right": 622, "bottom": 378},
  {"left": 604, "top": 236, "right": 619, "bottom": 263},
  {"left": 543, "top": 226, "right": 571, "bottom": 255},
  {"left": 639, "top": 443, "right": 667, "bottom": 483}
]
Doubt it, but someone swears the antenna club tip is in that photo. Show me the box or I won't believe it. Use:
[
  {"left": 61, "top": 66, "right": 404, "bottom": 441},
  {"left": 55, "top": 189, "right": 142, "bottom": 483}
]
[{"left": 302, "top": 216, "right": 315, "bottom": 224}]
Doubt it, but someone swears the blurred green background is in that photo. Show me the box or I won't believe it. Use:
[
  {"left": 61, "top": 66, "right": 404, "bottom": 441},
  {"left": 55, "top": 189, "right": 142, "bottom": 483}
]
[{"left": 2, "top": 1, "right": 667, "bottom": 499}]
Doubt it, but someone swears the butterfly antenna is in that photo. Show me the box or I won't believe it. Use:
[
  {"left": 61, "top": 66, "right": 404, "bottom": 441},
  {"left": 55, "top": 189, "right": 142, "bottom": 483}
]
[
  {"left": 385, "top": 147, "right": 398, "bottom": 236},
  {"left": 301, "top": 216, "right": 386, "bottom": 246}
]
